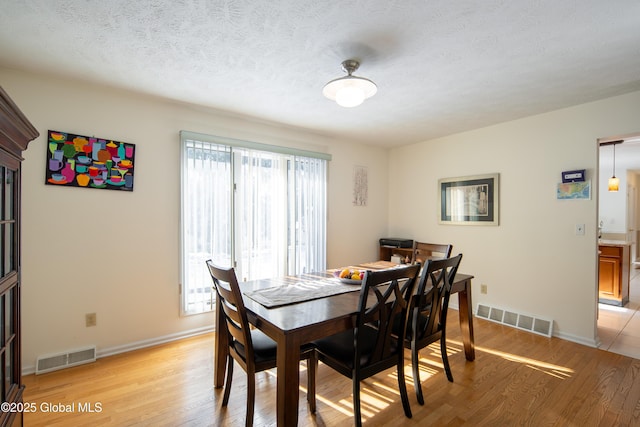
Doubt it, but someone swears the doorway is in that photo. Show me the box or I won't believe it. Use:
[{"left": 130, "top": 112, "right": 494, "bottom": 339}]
[{"left": 597, "top": 133, "right": 640, "bottom": 359}]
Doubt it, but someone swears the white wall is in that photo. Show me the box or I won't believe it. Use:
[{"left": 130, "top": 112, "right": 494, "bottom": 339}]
[
  {"left": 326, "top": 142, "right": 390, "bottom": 266},
  {"left": 7, "top": 63, "right": 640, "bottom": 370},
  {"left": 388, "top": 90, "right": 640, "bottom": 346},
  {"left": 598, "top": 142, "right": 640, "bottom": 235},
  {"left": 0, "top": 67, "right": 390, "bottom": 373}
]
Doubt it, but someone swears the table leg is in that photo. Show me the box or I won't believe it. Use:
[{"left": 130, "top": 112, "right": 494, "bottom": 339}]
[
  {"left": 214, "top": 296, "right": 228, "bottom": 388},
  {"left": 277, "top": 334, "right": 301, "bottom": 427},
  {"left": 457, "top": 278, "right": 476, "bottom": 361}
]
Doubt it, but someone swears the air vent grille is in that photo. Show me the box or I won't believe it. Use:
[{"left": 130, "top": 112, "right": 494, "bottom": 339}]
[
  {"left": 36, "top": 346, "right": 96, "bottom": 374},
  {"left": 476, "top": 304, "right": 553, "bottom": 337}
]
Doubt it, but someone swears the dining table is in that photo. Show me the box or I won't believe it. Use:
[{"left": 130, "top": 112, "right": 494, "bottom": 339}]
[{"left": 213, "top": 262, "right": 475, "bottom": 427}]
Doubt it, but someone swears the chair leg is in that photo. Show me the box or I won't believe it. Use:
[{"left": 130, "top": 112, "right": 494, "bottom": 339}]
[
  {"left": 307, "top": 351, "right": 317, "bottom": 413},
  {"left": 397, "top": 354, "right": 413, "bottom": 419},
  {"left": 222, "top": 355, "right": 234, "bottom": 406},
  {"left": 353, "top": 378, "right": 362, "bottom": 427},
  {"left": 441, "top": 334, "right": 454, "bottom": 382},
  {"left": 411, "top": 343, "right": 424, "bottom": 405},
  {"left": 245, "top": 370, "right": 255, "bottom": 427}
]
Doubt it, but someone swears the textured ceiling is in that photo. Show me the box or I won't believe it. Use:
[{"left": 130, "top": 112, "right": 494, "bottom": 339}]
[{"left": 2, "top": 0, "right": 640, "bottom": 147}]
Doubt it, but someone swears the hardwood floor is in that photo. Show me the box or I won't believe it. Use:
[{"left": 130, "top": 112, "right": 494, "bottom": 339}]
[{"left": 22, "top": 310, "right": 640, "bottom": 426}]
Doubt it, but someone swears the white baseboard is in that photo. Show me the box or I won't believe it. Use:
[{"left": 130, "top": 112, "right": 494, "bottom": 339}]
[
  {"left": 22, "top": 326, "right": 214, "bottom": 376},
  {"left": 553, "top": 330, "right": 599, "bottom": 348}
]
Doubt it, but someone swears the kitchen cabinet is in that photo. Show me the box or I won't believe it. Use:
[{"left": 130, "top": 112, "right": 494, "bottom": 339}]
[{"left": 598, "top": 241, "right": 630, "bottom": 306}]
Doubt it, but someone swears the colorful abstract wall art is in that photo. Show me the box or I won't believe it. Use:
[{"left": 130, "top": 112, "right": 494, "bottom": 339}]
[{"left": 45, "top": 130, "right": 135, "bottom": 191}]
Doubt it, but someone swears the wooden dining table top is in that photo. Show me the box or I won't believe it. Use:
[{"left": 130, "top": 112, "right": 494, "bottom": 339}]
[
  {"left": 241, "top": 270, "right": 366, "bottom": 334},
  {"left": 240, "top": 268, "right": 472, "bottom": 336}
]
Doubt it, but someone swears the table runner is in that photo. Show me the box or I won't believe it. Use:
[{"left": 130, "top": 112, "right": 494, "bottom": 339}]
[{"left": 244, "top": 276, "right": 361, "bottom": 308}]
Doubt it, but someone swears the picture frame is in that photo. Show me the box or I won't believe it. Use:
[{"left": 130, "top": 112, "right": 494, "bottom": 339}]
[
  {"left": 438, "top": 173, "right": 499, "bottom": 225},
  {"left": 45, "top": 130, "right": 135, "bottom": 191},
  {"left": 556, "top": 180, "right": 591, "bottom": 200},
  {"left": 352, "top": 165, "right": 368, "bottom": 206}
]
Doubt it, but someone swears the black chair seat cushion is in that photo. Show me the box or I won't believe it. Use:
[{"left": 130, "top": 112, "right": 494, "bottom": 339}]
[
  {"left": 314, "top": 324, "right": 398, "bottom": 369},
  {"left": 233, "top": 328, "right": 277, "bottom": 363},
  {"left": 392, "top": 310, "right": 431, "bottom": 340}
]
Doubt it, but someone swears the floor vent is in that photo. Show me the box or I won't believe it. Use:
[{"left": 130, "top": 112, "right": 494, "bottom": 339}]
[
  {"left": 476, "top": 304, "right": 553, "bottom": 337},
  {"left": 36, "top": 346, "right": 96, "bottom": 375}
]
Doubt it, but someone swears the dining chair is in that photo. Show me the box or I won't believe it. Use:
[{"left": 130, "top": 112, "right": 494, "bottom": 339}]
[
  {"left": 310, "top": 263, "right": 421, "bottom": 427},
  {"left": 411, "top": 241, "right": 453, "bottom": 265},
  {"left": 206, "top": 260, "right": 317, "bottom": 427},
  {"left": 405, "top": 254, "right": 463, "bottom": 405}
]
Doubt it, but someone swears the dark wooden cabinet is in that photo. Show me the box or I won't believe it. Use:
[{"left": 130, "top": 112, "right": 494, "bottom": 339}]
[
  {"left": 598, "top": 242, "right": 630, "bottom": 306},
  {"left": 0, "top": 87, "right": 39, "bottom": 427},
  {"left": 378, "top": 245, "right": 413, "bottom": 263}
]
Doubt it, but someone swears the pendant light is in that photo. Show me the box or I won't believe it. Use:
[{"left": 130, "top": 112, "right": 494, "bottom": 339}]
[
  {"left": 323, "top": 60, "right": 377, "bottom": 108},
  {"left": 608, "top": 141, "right": 620, "bottom": 192},
  {"left": 600, "top": 139, "right": 623, "bottom": 191}
]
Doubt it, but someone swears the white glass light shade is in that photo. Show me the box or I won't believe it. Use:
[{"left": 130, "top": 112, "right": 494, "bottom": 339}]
[{"left": 323, "top": 76, "right": 377, "bottom": 108}]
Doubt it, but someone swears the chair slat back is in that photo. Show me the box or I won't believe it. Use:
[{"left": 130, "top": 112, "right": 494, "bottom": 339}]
[
  {"left": 412, "top": 254, "right": 463, "bottom": 342},
  {"left": 356, "top": 263, "right": 420, "bottom": 367},
  {"left": 206, "top": 260, "right": 253, "bottom": 359},
  {"left": 411, "top": 242, "right": 453, "bottom": 265}
]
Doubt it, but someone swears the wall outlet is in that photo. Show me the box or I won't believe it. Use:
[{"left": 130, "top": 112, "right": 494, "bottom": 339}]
[
  {"left": 85, "top": 313, "right": 97, "bottom": 327},
  {"left": 480, "top": 284, "right": 488, "bottom": 294}
]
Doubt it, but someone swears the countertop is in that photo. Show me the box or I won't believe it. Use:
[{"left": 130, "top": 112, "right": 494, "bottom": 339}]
[{"left": 599, "top": 239, "right": 632, "bottom": 246}]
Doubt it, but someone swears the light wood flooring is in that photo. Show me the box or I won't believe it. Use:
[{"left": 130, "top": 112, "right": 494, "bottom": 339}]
[
  {"left": 22, "top": 310, "right": 640, "bottom": 426},
  {"left": 598, "top": 267, "right": 640, "bottom": 359}
]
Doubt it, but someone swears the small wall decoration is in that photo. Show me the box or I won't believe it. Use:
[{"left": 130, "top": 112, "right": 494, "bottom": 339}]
[
  {"left": 561, "top": 169, "right": 585, "bottom": 183},
  {"left": 353, "top": 165, "right": 368, "bottom": 206},
  {"left": 439, "top": 173, "right": 499, "bottom": 225},
  {"left": 557, "top": 181, "right": 591, "bottom": 200},
  {"left": 45, "top": 130, "right": 135, "bottom": 191}
]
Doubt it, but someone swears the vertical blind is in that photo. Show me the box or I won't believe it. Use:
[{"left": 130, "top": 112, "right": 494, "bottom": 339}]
[
  {"left": 180, "top": 132, "right": 329, "bottom": 315},
  {"left": 234, "top": 148, "right": 288, "bottom": 281},
  {"left": 181, "top": 141, "right": 232, "bottom": 314},
  {"left": 289, "top": 156, "right": 327, "bottom": 275}
]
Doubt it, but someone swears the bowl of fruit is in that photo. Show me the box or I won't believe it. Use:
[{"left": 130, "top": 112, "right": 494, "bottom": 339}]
[{"left": 333, "top": 268, "right": 365, "bottom": 285}]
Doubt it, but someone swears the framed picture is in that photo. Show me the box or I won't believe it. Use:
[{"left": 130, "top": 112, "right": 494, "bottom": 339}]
[
  {"left": 45, "top": 130, "right": 135, "bottom": 191},
  {"left": 438, "top": 173, "right": 499, "bottom": 225},
  {"left": 556, "top": 181, "right": 591, "bottom": 200},
  {"left": 352, "top": 165, "right": 368, "bottom": 206}
]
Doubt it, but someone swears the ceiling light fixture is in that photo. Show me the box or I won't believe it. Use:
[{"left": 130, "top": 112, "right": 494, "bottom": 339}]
[
  {"left": 601, "top": 140, "right": 623, "bottom": 192},
  {"left": 323, "top": 60, "right": 377, "bottom": 108}
]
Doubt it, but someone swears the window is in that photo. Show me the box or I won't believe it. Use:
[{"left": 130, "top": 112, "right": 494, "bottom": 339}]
[{"left": 180, "top": 131, "right": 329, "bottom": 315}]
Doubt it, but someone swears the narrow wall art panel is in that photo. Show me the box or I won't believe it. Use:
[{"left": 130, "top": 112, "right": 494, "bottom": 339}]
[
  {"left": 353, "top": 165, "right": 368, "bottom": 206},
  {"left": 45, "top": 130, "right": 135, "bottom": 191}
]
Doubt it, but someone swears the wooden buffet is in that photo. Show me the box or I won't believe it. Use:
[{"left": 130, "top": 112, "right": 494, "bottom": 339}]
[{"left": 378, "top": 245, "right": 413, "bottom": 263}]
